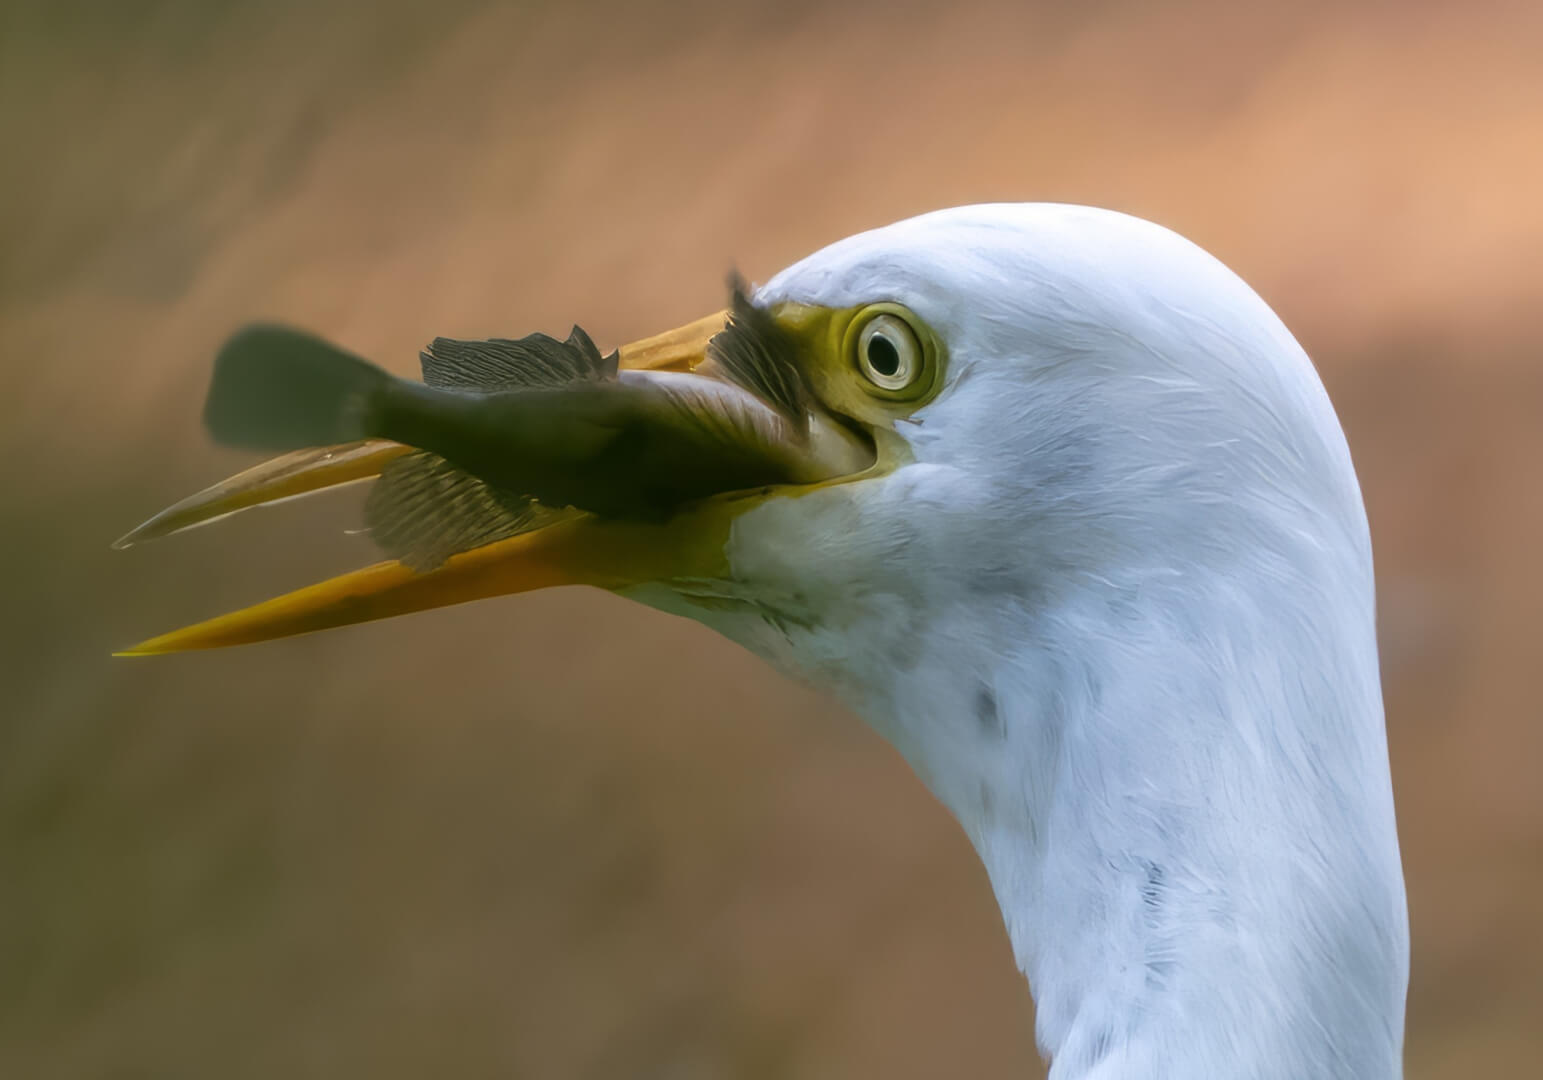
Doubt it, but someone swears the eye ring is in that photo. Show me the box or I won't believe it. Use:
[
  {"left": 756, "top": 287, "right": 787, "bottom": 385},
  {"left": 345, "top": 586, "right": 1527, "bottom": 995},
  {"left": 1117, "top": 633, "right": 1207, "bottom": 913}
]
[{"left": 856, "top": 313, "right": 922, "bottom": 391}]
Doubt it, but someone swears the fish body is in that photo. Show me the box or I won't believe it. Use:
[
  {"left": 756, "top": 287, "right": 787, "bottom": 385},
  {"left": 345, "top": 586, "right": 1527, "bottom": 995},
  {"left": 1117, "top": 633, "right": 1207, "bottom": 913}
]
[{"left": 203, "top": 323, "right": 871, "bottom": 528}]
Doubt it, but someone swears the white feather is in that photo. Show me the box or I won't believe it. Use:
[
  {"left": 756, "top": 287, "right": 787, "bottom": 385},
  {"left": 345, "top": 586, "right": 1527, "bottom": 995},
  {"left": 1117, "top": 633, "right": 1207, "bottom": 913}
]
[{"left": 636, "top": 204, "right": 1409, "bottom": 1078}]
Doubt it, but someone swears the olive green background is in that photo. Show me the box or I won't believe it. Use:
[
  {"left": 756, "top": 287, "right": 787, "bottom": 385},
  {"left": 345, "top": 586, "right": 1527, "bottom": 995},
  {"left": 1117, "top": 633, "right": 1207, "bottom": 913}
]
[{"left": 3, "top": 1, "right": 1540, "bottom": 1075}]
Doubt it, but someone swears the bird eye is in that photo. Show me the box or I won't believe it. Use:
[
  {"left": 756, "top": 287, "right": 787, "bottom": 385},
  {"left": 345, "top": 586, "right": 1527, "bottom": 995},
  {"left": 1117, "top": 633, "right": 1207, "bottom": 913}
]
[{"left": 856, "top": 314, "right": 921, "bottom": 391}]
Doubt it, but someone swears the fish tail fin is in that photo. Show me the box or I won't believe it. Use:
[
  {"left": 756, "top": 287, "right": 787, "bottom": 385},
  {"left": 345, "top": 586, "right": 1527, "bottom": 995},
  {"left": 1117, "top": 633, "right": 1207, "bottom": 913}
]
[{"left": 204, "top": 325, "right": 395, "bottom": 451}]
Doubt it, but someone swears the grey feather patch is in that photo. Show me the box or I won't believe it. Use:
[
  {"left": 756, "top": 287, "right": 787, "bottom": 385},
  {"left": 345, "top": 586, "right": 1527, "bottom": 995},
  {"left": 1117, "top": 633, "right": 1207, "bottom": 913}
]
[
  {"left": 364, "top": 451, "right": 567, "bottom": 571},
  {"left": 420, "top": 326, "right": 617, "bottom": 391},
  {"left": 707, "top": 281, "right": 811, "bottom": 432}
]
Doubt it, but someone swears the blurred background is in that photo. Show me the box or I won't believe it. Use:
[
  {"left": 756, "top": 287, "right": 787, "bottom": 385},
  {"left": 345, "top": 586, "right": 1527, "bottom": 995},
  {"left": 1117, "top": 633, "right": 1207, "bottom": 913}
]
[{"left": 3, "top": 0, "right": 1540, "bottom": 1075}]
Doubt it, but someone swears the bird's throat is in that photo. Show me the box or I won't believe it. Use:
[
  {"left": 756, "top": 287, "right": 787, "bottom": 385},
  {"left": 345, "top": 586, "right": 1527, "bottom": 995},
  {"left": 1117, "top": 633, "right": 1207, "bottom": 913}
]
[
  {"left": 660, "top": 456, "right": 1408, "bottom": 1078},
  {"left": 824, "top": 589, "right": 1409, "bottom": 1079}
]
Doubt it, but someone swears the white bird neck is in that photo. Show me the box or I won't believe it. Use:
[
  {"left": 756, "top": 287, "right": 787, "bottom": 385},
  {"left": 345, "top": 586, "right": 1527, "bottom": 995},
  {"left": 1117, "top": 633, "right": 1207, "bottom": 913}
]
[
  {"left": 848, "top": 563, "right": 1409, "bottom": 1079},
  {"left": 661, "top": 453, "right": 1411, "bottom": 1076},
  {"left": 663, "top": 531, "right": 1411, "bottom": 1077}
]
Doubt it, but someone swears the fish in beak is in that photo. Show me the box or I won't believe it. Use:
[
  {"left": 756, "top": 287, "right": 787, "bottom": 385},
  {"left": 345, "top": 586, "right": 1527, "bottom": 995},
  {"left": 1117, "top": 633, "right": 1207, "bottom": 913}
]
[{"left": 114, "top": 287, "right": 885, "bottom": 654}]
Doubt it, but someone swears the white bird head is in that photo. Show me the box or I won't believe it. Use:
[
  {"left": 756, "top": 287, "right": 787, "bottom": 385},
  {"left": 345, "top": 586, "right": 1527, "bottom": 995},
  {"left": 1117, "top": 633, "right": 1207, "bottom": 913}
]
[
  {"left": 119, "top": 203, "right": 1410, "bottom": 1077},
  {"left": 667, "top": 204, "right": 1373, "bottom": 677}
]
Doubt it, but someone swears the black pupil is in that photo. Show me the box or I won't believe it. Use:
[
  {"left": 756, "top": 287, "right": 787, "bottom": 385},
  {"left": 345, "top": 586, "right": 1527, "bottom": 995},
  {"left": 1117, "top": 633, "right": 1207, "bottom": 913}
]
[{"left": 867, "top": 333, "right": 902, "bottom": 378}]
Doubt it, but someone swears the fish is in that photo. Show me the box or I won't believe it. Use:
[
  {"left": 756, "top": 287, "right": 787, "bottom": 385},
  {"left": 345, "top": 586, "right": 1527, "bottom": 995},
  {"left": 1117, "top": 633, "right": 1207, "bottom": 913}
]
[{"left": 123, "top": 302, "right": 874, "bottom": 570}]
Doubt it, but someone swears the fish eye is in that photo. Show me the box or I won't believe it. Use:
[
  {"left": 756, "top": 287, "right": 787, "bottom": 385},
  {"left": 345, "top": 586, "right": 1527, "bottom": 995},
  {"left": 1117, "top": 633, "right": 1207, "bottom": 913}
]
[{"left": 856, "top": 314, "right": 921, "bottom": 391}]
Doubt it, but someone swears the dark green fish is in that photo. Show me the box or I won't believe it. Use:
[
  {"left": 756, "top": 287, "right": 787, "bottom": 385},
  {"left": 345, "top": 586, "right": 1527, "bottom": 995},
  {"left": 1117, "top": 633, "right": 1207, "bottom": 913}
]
[{"left": 194, "top": 305, "right": 872, "bottom": 568}]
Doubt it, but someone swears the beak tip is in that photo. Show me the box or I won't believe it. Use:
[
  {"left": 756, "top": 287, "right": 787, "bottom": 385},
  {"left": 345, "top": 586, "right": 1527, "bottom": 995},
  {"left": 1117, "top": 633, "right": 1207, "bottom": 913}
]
[
  {"left": 114, "top": 631, "right": 194, "bottom": 657},
  {"left": 113, "top": 640, "right": 188, "bottom": 658},
  {"left": 113, "top": 513, "right": 171, "bottom": 550}
]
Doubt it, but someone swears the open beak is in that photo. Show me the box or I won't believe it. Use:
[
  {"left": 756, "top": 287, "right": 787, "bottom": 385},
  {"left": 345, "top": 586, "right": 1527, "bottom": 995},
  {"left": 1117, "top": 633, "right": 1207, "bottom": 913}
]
[{"left": 116, "top": 308, "right": 869, "bottom": 655}]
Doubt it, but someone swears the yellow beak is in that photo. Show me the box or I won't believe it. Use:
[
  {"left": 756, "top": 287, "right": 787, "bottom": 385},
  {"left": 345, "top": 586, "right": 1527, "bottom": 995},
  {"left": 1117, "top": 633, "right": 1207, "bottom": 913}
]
[{"left": 115, "top": 309, "right": 833, "bottom": 655}]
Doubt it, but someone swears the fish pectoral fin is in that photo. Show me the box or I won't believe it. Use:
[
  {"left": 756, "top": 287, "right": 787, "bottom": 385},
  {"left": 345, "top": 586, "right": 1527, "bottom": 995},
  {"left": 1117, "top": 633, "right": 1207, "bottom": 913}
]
[{"left": 364, "top": 451, "right": 576, "bottom": 571}]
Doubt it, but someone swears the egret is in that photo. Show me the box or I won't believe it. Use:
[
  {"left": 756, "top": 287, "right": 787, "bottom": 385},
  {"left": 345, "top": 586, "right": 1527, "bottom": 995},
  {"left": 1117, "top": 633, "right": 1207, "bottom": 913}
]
[{"left": 118, "top": 204, "right": 1410, "bottom": 1078}]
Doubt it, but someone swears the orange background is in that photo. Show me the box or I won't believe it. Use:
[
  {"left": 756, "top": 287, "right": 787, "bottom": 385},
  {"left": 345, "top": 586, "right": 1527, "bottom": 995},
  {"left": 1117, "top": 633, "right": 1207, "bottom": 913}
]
[{"left": 4, "top": 1, "right": 1541, "bottom": 1075}]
